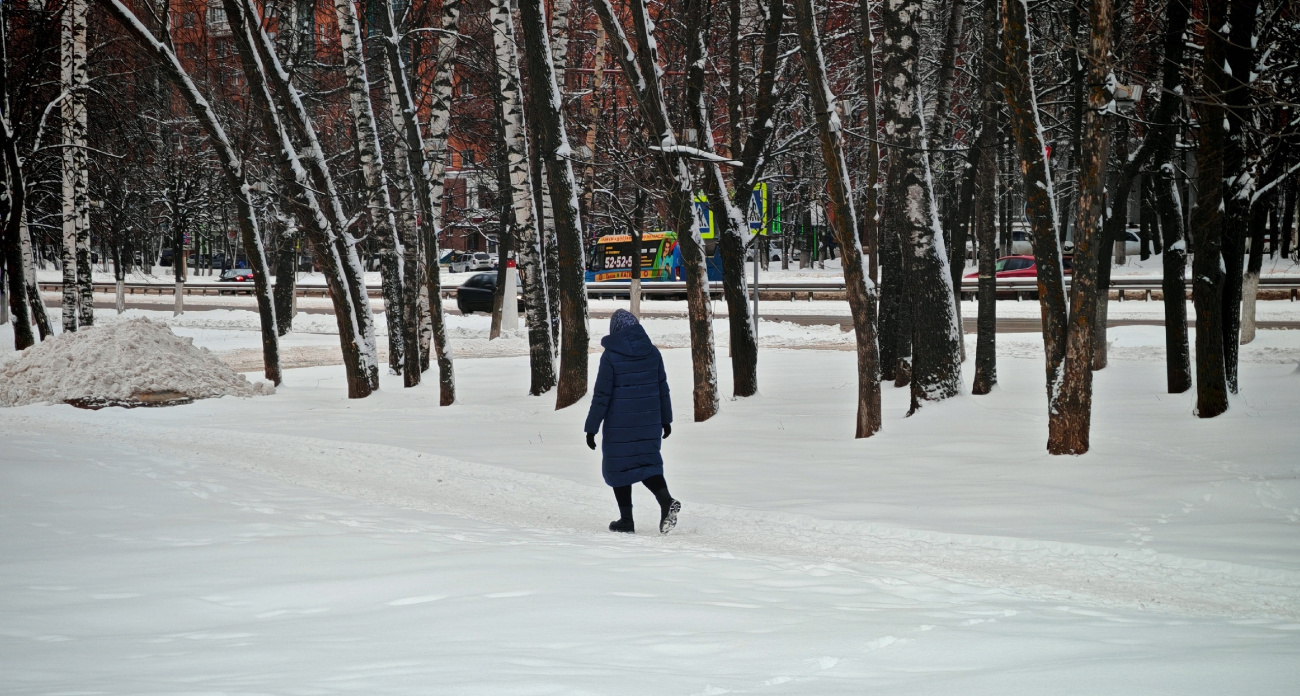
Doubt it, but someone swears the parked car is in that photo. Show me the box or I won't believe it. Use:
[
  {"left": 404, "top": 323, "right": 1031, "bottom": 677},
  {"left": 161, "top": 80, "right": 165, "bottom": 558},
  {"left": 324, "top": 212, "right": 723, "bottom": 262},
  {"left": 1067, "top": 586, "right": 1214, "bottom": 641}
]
[
  {"left": 216, "top": 268, "right": 256, "bottom": 295},
  {"left": 218, "top": 269, "right": 256, "bottom": 282},
  {"left": 965, "top": 254, "right": 1073, "bottom": 279},
  {"left": 456, "top": 272, "right": 523, "bottom": 314},
  {"left": 449, "top": 251, "right": 493, "bottom": 273}
]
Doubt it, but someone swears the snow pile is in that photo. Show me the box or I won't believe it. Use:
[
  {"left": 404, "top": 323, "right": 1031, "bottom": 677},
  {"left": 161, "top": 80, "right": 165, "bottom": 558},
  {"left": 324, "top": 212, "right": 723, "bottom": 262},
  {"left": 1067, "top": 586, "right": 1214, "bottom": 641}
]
[{"left": 0, "top": 318, "right": 273, "bottom": 407}]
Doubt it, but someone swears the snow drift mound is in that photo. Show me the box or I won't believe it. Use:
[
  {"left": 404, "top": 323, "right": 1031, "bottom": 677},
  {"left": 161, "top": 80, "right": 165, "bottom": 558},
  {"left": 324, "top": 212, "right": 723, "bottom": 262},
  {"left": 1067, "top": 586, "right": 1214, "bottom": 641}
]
[{"left": 0, "top": 318, "right": 274, "bottom": 407}]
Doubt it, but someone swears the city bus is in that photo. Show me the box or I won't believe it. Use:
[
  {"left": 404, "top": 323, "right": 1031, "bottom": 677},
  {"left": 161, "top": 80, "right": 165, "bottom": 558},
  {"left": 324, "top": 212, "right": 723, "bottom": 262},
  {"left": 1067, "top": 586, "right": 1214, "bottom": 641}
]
[{"left": 585, "top": 231, "right": 724, "bottom": 283}]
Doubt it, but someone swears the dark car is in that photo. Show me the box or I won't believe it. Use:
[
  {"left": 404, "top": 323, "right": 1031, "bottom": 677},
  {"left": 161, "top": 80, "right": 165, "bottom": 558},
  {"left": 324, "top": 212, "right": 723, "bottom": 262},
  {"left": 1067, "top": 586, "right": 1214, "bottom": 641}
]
[
  {"left": 217, "top": 268, "right": 256, "bottom": 295},
  {"left": 456, "top": 272, "right": 523, "bottom": 315},
  {"left": 218, "top": 269, "right": 256, "bottom": 282}
]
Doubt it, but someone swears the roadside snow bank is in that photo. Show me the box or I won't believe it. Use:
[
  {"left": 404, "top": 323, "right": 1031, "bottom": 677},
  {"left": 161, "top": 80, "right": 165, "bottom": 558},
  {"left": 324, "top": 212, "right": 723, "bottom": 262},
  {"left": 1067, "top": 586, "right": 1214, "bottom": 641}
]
[{"left": 0, "top": 318, "right": 273, "bottom": 407}]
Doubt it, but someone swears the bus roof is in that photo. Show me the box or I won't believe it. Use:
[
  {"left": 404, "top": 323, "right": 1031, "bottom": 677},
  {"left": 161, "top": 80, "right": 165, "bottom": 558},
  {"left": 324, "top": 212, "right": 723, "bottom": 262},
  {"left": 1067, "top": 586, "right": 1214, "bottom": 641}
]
[{"left": 595, "top": 231, "right": 676, "bottom": 244}]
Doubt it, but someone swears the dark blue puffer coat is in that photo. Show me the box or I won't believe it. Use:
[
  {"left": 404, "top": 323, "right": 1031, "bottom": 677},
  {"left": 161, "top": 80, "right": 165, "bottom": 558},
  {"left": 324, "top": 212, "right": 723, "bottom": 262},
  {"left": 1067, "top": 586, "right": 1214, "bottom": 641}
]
[{"left": 583, "top": 323, "right": 673, "bottom": 487}]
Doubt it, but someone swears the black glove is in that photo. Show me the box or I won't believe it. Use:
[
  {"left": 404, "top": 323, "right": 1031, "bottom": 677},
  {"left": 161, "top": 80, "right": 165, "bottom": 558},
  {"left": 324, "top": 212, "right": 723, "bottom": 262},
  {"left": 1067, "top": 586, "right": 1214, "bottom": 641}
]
[
  {"left": 586, "top": 432, "right": 597, "bottom": 450},
  {"left": 663, "top": 423, "right": 672, "bottom": 439}
]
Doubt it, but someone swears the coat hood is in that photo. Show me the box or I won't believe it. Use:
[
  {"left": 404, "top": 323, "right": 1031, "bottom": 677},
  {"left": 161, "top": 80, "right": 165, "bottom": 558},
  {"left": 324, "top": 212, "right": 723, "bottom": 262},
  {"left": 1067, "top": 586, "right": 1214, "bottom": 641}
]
[{"left": 601, "top": 322, "right": 654, "bottom": 358}]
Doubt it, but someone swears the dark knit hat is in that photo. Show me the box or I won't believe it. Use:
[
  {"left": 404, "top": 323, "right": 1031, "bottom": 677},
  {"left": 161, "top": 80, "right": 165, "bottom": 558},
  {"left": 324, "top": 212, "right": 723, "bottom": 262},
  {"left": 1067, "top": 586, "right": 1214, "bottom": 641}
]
[{"left": 609, "top": 308, "right": 640, "bottom": 334}]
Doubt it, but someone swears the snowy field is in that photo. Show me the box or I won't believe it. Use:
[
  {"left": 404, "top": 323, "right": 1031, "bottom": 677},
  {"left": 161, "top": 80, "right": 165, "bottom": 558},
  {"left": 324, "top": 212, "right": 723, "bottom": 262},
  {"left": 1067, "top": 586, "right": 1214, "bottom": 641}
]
[{"left": 2, "top": 315, "right": 1299, "bottom": 693}]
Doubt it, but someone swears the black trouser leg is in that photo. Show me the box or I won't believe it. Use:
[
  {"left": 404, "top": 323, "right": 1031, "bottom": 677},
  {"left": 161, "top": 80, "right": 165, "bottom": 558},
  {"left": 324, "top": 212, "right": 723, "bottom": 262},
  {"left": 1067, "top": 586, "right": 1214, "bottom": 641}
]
[
  {"left": 641, "top": 475, "right": 673, "bottom": 510},
  {"left": 612, "top": 485, "right": 633, "bottom": 521}
]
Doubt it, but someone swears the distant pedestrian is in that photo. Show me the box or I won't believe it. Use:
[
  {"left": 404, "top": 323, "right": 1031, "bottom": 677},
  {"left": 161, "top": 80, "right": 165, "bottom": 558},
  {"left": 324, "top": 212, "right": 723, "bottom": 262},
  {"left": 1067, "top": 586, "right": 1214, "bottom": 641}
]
[{"left": 585, "top": 309, "right": 680, "bottom": 534}]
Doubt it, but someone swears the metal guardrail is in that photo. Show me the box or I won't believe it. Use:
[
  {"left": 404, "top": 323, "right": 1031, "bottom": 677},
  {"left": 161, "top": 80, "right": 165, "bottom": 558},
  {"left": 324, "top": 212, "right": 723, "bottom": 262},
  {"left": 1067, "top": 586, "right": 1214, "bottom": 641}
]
[{"left": 37, "top": 275, "right": 1300, "bottom": 301}]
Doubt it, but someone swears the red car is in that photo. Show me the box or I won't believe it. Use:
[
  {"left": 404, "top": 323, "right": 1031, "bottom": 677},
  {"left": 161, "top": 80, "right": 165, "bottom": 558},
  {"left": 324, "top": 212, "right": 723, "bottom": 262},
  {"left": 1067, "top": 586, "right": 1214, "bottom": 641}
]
[{"left": 964, "top": 255, "right": 1072, "bottom": 279}]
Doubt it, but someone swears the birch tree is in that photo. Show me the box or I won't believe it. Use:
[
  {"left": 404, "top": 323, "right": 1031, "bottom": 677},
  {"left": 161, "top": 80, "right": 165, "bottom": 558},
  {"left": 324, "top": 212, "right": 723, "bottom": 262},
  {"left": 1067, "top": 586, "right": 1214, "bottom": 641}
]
[
  {"left": 62, "top": 0, "right": 92, "bottom": 332},
  {"left": 221, "top": 0, "right": 378, "bottom": 396},
  {"left": 419, "top": 0, "right": 461, "bottom": 403},
  {"left": 373, "top": 0, "right": 459, "bottom": 402},
  {"left": 99, "top": 0, "right": 282, "bottom": 385},
  {"left": 519, "top": 0, "right": 590, "bottom": 410},
  {"left": 594, "top": 0, "right": 719, "bottom": 421},
  {"left": 791, "top": 0, "right": 881, "bottom": 437},
  {"left": 488, "top": 0, "right": 555, "bottom": 395},
  {"left": 332, "top": 0, "right": 407, "bottom": 376}
]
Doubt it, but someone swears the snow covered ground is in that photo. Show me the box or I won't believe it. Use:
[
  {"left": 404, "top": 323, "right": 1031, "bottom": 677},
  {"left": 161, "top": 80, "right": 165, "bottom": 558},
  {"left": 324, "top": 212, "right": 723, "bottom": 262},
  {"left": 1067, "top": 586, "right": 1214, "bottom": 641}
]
[{"left": 2, "top": 316, "right": 1299, "bottom": 693}]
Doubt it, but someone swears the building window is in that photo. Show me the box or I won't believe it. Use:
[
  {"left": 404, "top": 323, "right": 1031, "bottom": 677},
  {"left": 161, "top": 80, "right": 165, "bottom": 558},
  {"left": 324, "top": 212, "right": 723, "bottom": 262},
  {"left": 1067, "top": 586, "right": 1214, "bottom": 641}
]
[
  {"left": 207, "top": 7, "right": 228, "bottom": 31},
  {"left": 183, "top": 12, "right": 197, "bottom": 28}
]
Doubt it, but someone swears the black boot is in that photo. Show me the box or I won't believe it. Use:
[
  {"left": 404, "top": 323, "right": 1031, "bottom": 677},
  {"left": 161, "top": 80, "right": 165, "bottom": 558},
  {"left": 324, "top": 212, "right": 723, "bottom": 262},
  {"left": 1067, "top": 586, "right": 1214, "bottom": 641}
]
[
  {"left": 658, "top": 499, "right": 680, "bottom": 534},
  {"left": 642, "top": 475, "right": 680, "bottom": 535},
  {"left": 609, "top": 506, "right": 635, "bottom": 534}
]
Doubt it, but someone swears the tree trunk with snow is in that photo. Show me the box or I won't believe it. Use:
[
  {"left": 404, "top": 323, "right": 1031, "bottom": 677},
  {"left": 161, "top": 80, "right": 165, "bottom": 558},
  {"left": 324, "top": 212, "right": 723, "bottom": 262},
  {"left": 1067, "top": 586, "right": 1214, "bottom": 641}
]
[
  {"left": 1049, "top": 0, "right": 1112, "bottom": 455},
  {"left": 685, "top": 0, "right": 756, "bottom": 399},
  {"left": 1001, "top": 0, "right": 1071, "bottom": 428},
  {"left": 970, "top": 0, "right": 1000, "bottom": 396},
  {"left": 61, "top": 0, "right": 90, "bottom": 332},
  {"left": 380, "top": 27, "right": 424, "bottom": 387},
  {"left": 1189, "top": 0, "right": 1230, "bottom": 418},
  {"left": 1240, "top": 202, "right": 1266, "bottom": 345},
  {"left": 1, "top": 94, "right": 34, "bottom": 350},
  {"left": 1144, "top": 0, "right": 1192, "bottom": 393},
  {"left": 273, "top": 223, "right": 297, "bottom": 336},
  {"left": 224, "top": 0, "right": 379, "bottom": 394},
  {"left": 792, "top": 0, "right": 881, "bottom": 437},
  {"left": 332, "top": 0, "right": 406, "bottom": 376},
  {"left": 101, "top": 0, "right": 282, "bottom": 385},
  {"left": 856, "top": 0, "right": 879, "bottom": 264},
  {"left": 594, "top": 0, "right": 719, "bottom": 421},
  {"left": 519, "top": 0, "right": 590, "bottom": 411},
  {"left": 374, "top": 0, "right": 457, "bottom": 402},
  {"left": 489, "top": 0, "right": 555, "bottom": 394},
  {"left": 1219, "top": 0, "right": 1260, "bottom": 394},
  {"left": 1155, "top": 162, "right": 1191, "bottom": 393},
  {"left": 879, "top": 0, "right": 962, "bottom": 414}
]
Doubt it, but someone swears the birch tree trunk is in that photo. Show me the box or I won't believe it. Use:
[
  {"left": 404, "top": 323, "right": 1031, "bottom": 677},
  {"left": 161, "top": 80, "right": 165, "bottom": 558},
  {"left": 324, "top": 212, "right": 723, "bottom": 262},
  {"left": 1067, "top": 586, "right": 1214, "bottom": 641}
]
[
  {"left": 381, "top": 28, "right": 424, "bottom": 387},
  {"left": 374, "top": 0, "right": 457, "bottom": 402},
  {"left": 417, "top": 0, "right": 460, "bottom": 403},
  {"left": 518, "top": 0, "right": 590, "bottom": 410},
  {"left": 1240, "top": 203, "right": 1265, "bottom": 344},
  {"left": 332, "top": 0, "right": 406, "bottom": 376},
  {"left": 489, "top": 0, "right": 555, "bottom": 394},
  {"left": 100, "top": 0, "right": 282, "bottom": 385},
  {"left": 685, "top": 0, "right": 756, "bottom": 399},
  {"left": 1190, "top": 0, "right": 1229, "bottom": 417},
  {"left": 792, "top": 0, "right": 880, "bottom": 437},
  {"left": 61, "top": 0, "right": 90, "bottom": 332},
  {"left": 594, "top": 0, "right": 719, "bottom": 421},
  {"left": 880, "top": 0, "right": 962, "bottom": 414},
  {"left": 1001, "top": 0, "right": 1071, "bottom": 427},
  {"left": 1049, "top": 0, "right": 1112, "bottom": 455}
]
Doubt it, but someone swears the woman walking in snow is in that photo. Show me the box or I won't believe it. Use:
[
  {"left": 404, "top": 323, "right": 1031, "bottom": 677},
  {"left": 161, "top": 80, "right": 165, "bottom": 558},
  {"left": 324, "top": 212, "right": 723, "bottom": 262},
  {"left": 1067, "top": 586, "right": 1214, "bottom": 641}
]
[{"left": 585, "top": 309, "right": 681, "bottom": 534}]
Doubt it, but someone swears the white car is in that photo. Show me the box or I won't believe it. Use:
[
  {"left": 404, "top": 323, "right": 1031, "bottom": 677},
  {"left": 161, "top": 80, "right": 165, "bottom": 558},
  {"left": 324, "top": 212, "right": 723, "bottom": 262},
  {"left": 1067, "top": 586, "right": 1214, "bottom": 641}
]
[{"left": 450, "top": 252, "right": 494, "bottom": 273}]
